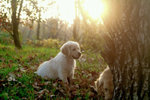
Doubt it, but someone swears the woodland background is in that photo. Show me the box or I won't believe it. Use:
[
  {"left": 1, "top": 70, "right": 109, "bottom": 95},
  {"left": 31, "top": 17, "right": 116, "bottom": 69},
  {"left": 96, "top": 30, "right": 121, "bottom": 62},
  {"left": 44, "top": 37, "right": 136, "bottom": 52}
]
[{"left": 0, "top": 0, "right": 150, "bottom": 99}]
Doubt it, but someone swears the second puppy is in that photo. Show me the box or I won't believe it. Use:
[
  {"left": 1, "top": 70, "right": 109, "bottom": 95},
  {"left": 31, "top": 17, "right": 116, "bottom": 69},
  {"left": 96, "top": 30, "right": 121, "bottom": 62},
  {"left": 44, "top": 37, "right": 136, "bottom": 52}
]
[{"left": 95, "top": 66, "right": 114, "bottom": 100}]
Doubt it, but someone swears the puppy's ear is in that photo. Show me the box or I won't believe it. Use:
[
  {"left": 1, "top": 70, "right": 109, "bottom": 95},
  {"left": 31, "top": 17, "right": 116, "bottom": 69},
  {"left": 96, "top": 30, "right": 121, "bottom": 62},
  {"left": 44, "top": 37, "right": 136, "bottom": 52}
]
[{"left": 60, "top": 44, "right": 70, "bottom": 56}]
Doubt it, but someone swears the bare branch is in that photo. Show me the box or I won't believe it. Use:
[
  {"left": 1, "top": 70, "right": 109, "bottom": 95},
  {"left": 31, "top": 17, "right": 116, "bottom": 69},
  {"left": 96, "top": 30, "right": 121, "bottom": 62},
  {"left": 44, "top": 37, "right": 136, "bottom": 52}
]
[
  {"left": 2, "top": 25, "right": 13, "bottom": 37},
  {"left": 17, "top": 0, "right": 24, "bottom": 22}
]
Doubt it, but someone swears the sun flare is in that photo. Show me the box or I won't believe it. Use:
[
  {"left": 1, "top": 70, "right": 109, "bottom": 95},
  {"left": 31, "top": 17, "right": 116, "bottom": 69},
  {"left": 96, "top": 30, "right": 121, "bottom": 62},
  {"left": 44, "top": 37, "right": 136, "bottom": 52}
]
[
  {"left": 83, "top": 0, "right": 105, "bottom": 20},
  {"left": 20, "top": 0, "right": 106, "bottom": 24}
]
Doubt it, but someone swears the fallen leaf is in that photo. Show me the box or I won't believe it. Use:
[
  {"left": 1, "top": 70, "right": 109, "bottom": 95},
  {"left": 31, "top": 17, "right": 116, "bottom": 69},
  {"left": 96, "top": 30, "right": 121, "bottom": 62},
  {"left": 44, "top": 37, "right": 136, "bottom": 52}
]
[
  {"left": 7, "top": 73, "right": 16, "bottom": 81},
  {"left": 37, "top": 89, "right": 49, "bottom": 98},
  {"left": 19, "top": 67, "right": 26, "bottom": 72}
]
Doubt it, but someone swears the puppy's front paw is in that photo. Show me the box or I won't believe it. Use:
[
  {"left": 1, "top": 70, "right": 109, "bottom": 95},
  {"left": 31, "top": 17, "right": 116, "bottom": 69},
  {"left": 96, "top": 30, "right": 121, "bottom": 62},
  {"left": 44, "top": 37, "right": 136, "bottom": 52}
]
[
  {"left": 61, "top": 77, "right": 69, "bottom": 84},
  {"left": 64, "top": 79, "right": 69, "bottom": 85}
]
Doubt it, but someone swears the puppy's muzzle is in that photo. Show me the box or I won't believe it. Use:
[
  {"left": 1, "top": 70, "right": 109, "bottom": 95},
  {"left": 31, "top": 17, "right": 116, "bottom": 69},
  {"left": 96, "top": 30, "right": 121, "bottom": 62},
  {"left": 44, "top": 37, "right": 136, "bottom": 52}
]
[
  {"left": 78, "top": 52, "right": 81, "bottom": 57},
  {"left": 72, "top": 51, "right": 81, "bottom": 59}
]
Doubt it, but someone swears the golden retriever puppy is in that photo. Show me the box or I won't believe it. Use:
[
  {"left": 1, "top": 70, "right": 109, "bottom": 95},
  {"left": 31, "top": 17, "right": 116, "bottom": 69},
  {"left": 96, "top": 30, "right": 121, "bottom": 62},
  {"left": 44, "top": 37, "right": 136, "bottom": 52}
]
[
  {"left": 95, "top": 66, "right": 114, "bottom": 100},
  {"left": 35, "top": 41, "right": 81, "bottom": 84}
]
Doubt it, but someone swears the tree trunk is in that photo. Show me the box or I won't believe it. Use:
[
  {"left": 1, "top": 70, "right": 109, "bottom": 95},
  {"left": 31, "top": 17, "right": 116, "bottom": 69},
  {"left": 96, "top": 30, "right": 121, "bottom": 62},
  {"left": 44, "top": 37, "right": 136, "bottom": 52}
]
[
  {"left": 11, "top": 0, "right": 22, "bottom": 49},
  {"left": 73, "top": 0, "right": 79, "bottom": 41},
  {"left": 73, "top": 19, "right": 77, "bottom": 40},
  {"left": 37, "top": 11, "right": 41, "bottom": 40},
  {"left": 42, "top": 22, "right": 45, "bottom": 39},
  {"left": 101, "top": 0, "right": 150, "bottom": 99},
  {"left": 27, "top": 20, "right": 34, "bottom": 39},
  {"left": 12, "top": 25, "right": 22, "bottom": 49}
]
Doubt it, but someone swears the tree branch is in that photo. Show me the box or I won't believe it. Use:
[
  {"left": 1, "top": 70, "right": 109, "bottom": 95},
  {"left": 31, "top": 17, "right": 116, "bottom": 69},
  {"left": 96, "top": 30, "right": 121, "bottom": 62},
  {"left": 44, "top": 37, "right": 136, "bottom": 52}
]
[
  {"left": 17, "top": 0, "right": 24, "bottom": 22},
  {"left": 2, "top": 25, "right": 13, "bottom": 37}
]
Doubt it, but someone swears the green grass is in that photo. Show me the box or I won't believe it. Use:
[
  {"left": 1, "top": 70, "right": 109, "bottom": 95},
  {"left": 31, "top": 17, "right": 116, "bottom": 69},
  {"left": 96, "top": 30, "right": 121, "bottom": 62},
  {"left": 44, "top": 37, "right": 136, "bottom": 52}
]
[{"left": 0, "top": 37, "right": 105, "bottom": 99}]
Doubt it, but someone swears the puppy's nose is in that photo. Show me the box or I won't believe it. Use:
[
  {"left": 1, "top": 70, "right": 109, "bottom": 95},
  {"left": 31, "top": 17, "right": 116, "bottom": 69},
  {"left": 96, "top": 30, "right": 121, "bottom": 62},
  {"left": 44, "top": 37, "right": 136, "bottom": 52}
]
[{"left": 78, "top": 52, "right": 81, "bottom": 56}]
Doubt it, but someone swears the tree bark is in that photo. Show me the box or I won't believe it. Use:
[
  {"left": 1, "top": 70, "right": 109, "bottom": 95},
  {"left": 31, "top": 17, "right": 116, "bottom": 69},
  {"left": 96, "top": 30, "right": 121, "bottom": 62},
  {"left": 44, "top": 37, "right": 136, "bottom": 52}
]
[
  {"left": 101, "top": 0, "right": 150, "bottom": 99},
  {"left": 73, "top": 0, "right": 80, "bottom": 41},
  {"left": 11, "top": 0, "right": 23, "bottom": 49},
  {"left": 73, "top": 19, "right": 77, "bottom": 40},
  {"left": 27, "top": 20, "right": 34, "bottom": 39},
  {"left": 37, "top": 10, "right": 41, "bottom": 40}
]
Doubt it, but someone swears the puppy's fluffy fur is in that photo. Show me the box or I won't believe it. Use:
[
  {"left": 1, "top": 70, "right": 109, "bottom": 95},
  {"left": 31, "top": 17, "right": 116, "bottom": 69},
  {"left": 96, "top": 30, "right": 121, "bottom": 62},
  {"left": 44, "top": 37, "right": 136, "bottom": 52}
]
[
  {"left": 95, "top": 66, "right": 114, "bottom": 100},
  {"left": 35, "top": 41, "right": 81, "bottom": 84}
]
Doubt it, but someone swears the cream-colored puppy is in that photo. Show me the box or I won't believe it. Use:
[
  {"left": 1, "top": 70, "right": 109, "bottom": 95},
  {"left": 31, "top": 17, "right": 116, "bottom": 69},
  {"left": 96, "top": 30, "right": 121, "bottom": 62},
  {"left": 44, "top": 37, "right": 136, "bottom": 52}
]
[
  {"left": 95, "top": 66, "right": 114, "bottom": 100},
  {"left": 35, "top": 41, "right": 81, "bottom": 84}
]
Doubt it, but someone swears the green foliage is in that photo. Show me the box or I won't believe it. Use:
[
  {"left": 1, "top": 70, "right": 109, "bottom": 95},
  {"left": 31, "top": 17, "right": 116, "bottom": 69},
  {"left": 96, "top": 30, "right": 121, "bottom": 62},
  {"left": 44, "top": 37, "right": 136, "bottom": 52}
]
[
  {"left": 78, "top": 21, "right": 105, "bottom": 52},
  {"left": 26, "top": 38, "right": 62, "bottom": 48},
  {"left": 81, "top": 32, "right": 103, "bottom": 52},
  {"left": 0, "top": 31, "right": 13, "bottom": 45}
]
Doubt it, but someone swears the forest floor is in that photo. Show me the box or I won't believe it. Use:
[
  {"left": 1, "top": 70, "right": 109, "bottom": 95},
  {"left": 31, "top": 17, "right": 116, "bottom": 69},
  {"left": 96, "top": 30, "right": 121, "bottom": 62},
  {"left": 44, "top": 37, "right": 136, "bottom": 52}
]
[{"left": 0, "top": 33, "right": 106, "bottom": 99}]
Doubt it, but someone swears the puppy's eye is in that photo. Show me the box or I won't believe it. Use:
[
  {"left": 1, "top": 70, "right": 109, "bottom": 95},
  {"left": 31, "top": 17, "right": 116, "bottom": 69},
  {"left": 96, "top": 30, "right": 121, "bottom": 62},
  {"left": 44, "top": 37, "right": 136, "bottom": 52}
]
[{"left": 73, "top": 48, "right": 76, "bottom": 51}]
